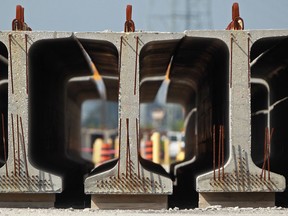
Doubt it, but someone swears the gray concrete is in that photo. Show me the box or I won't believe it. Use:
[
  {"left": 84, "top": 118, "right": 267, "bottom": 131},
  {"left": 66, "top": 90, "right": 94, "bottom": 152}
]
[
  {"left": 0, "top": 30, "right": 287, "bottom": 208},
  {"left": 0, "top": 207, "right": 288, "bottom": 216},
  {"left": 195, "top": 31, "right": 285, "bottom": 193},
  {"left": 84, "top": 33, "right": 183, "bottom": 196},
  {"left": 0, "top": 32, "right": 64, "bottom": 194}
]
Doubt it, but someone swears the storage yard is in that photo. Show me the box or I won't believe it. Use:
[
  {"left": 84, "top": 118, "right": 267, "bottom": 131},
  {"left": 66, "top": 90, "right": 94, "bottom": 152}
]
[{"left": 0, "top": 1, "right": 288, "bottom": 214}]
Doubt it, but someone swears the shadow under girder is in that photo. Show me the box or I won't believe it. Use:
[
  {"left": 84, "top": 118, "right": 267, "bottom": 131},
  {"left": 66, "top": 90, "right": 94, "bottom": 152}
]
[
  {"left": 0, "top": 41, "right": 8, "bottom": 168},
  {"left": 139, "top": 36, "right": 229, "bottom": 208},
  {"left": 28, "top": 36, "right": 118, "bottom": 208},
  {"left": 251, "top": 36, "right": 288, "bottom": 207}
]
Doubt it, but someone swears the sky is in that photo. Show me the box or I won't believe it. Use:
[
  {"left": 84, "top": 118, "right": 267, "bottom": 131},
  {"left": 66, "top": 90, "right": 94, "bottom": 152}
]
[{"left": 0, "top": 0, "right": 288, "bottom": 32}]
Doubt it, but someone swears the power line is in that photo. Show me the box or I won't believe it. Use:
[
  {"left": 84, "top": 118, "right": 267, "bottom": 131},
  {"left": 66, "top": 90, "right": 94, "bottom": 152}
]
[{"left": 149, "top": 0, "right": 212, "bottom": 31}]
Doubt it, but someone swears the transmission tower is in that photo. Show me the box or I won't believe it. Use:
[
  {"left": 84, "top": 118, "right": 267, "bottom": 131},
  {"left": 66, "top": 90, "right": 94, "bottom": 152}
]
[{"left": 148, "top": 0, "right": 212, "bottom": 32}]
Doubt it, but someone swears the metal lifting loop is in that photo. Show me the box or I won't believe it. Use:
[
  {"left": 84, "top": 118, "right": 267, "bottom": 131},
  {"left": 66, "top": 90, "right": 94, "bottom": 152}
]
[
  {"left": 12, "top": 5, "right": 32, "bottom": 31},
  {"left": 226, "top": 2, "right": 244, "bottom": 30},
  {"left": 124, "top": 5, "right": 135, "bottom": 32}
]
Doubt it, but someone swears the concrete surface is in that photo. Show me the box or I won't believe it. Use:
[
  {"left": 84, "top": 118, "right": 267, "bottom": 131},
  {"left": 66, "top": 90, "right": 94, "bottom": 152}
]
[
  {"left": 0, "top": 207, "right": 287, "bottom": 216},
  {"left": 1, "top": 30, "right": 288, "bottom": 208}
]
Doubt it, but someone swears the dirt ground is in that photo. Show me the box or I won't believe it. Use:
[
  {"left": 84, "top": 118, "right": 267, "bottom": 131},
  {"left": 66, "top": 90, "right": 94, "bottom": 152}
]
[{"left": 0, "top": 207, "right": 288, "bottom": 216}]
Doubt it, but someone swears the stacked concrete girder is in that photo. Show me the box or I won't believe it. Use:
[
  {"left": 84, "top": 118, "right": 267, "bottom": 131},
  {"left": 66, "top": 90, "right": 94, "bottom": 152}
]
[
  {"left": 84, "top": 33, "right": 180, "bottom": 209},
  {"left": 0, "top": 30, "right": 286, "bottom": 209},
  {"left": 194, "top": 30, "right": 286, "bottom": 207},
  {"left": 0, "top": 32, "right": 64, "bottom": 207},
  {"left": 29, "top": 34, "right": 118, "bottom": 207},
  {"left": 164, "top": 33, "right": 229, "bottom": 208},
  {"left": 250, "top": 35, "right": 288, "bottom": 207}
]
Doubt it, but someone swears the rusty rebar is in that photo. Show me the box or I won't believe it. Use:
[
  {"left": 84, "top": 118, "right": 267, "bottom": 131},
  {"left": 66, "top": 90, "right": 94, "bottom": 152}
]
[
  {"left": 232, "top": 2, "right": 240, "bottom": 19},
  {"left": 11, "top": 114, "right": 16, "bottom": 175},
  {"left": 8, "top": 35, "right": 14, "bottom": 94},
  {"left": 268, "top": 128, "right": 274, "bottom": 180},
  {"left": 134, "top": 36, "right": 139, "bottom": 95},
  {"left": 124, "top": 5, "right": 135, "bottom": 32},
  {"left": 12, "top": 5, "right": 32, "bottom": 31},
  {"left": 1, "top": 113, "right": 8, "bottom": 176},
  {"left": 136, "top": 118, "right": 140, "bottom": 178},
  {"left": 126, "top": 118, "right": 131, "bottom": 178},
  {"left": 213, "top": 125, "right": 216, "bottom": 180},
  {"left": 119, "top": 36, "right": 123, "bottom": 75},
  {"left": 226, "top": 2, "right": 244, "bottom": 30},
  {"left": 20, "top": 117, "right": 29, "bottom": 178},
  {"left": 229, "top": 35, "right": 233, "bottom": 88},
  {"left": 16, "top": 5, "right": 23, "bottom": 22},
  {"left": 25, "top": 34, "right": 29, "bottom": 94},
  {"left": 16, "top": 115, "right": 20, "bottom": 176},
  {"left": 118, "top": 118, "right": 122, "bottom": 179},
  {"left": 12, "top": 5, "right": 23, "bottom": 30},
  {"left": 261, "top": 127, "right": 268, "bottom": 180}
]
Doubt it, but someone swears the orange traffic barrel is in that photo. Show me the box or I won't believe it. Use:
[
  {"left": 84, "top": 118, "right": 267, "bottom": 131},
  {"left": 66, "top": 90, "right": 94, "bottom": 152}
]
[
  {"left": 93, "top": 140, "right": 114, "bottom": 165},
  {"left": 144, "top": 140, "right": 153, "bottom": 161},
  {"left": 100, "top": 143, "right": 113, "bottom": 163}
]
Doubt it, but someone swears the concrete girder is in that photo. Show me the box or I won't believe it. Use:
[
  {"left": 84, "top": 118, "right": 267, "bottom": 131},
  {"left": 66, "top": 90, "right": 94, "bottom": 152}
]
[{"left": 0, "top": 30, "right": 286, "bottom": 208}]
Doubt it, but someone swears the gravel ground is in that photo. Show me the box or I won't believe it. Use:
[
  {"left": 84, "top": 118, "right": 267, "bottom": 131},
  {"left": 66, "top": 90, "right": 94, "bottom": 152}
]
[{"left": 0, "top": 207, "right": 288, "bottom": 216}]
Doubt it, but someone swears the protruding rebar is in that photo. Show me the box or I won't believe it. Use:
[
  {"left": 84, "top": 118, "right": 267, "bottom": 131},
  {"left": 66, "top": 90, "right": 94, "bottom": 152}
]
[
  {"left": 261, "top": 127, "right": 267, "bottom": 180},
  {"left": 12, "top": 5, "right": 32, "bottom": 31},
  {"left": 229, "top": 35, "right": 234, "bottom": 88},
  {"left": 20, "top": 117, "right": 29, "bottom": 178},
  {"left": 226, "top": 2, "right": 244, "bottom": 30},
  {"left": 134, "top": 36, "right": 139, "bottom": 95},
  {"left": 232, "top": 2, "right": 240, "bottom": 19},
  {"left": 124, "top": 5, "right": 135, "bottom": 32},
  {"left": 261, "top": 127, "right": 274, "bottom": 180},
  {"left": 11, "top": 114, "right": 16, "bottom": 175},
  {"left": 9, "top": 35, "right": 14, "bottom": 94},
  {"left": 16, "top": 115, "right": 20, "bottom": 176},
  {"left": 126, "top": 118, "right": 131, "bottom": 178},
  {"left": 268, "top": 128, "right": 274, "bottom": 180},
  {"left": 25, "top": 34, "right": 29, "bottom": 94},
  {"left": 136, "top": 118, "right": 140, "bottom": 178},
  {"left": 118, "top": 118, "right": 122, "bottom": 179}
]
